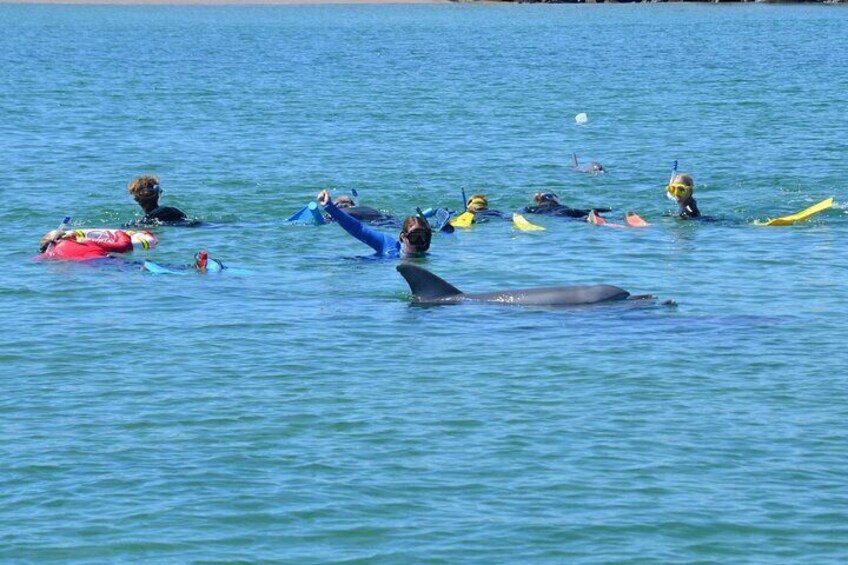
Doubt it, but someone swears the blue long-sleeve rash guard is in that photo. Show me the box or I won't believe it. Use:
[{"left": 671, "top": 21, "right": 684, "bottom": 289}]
[{"left": 324, "top": 201, "right": 401, "bottom": 257}]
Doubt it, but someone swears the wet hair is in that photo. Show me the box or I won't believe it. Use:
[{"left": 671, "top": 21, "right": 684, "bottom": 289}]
[
  {"left": 401, "top": 216, "right": 432, "bottom": 251},
  {"left": 128, "top": 175, "right": 161, "bottom": 203},
  {"left": 39, "top": 229, "right": 64, "bottom": 253},
  {"left": 533, "top": 192, "right": 559, "bottom": 205},
  {"left": 466, "top": 194, "right": 489, "bottom": 212},
  {"left": 335, "top": 195, "right": 356, "bottom": 208},
  {"left": 671, "top": 173, "right": 695, "bottom": 189}
]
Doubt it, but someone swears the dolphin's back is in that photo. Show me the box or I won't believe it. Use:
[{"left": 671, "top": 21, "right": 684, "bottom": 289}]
[
  {"left": 467, "top": 285, "right": 629, "bottom": 306},
  {"left": 397, "top": 264, "right": 463, "bottom": 302},
  {"left": 398, "top": 265, "right": 632, "bottom": 307}
]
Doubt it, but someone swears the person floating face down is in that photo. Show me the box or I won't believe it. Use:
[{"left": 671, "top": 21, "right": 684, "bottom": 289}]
[
  {"left": 38, "top": 228, "right": 133, "bottom": 261},
  {"left": 331, "top": 194, "right": 395, "bottom": 226},
  {"left": 464, "top": 194, "right": 508, "bottom": 222},
  {"left": 523, "top": 192, "right": 610, "bottom": 219},
  {"left": 317, "top": 189, "right": 431, "bottom": 257},
  {"left": 38, "top": 228, "right": 223, "bottom": 272},
  {"left": 666, "top": 173, "right": 701, "bottom": 219},
  {"left": 126, "top": 175, "right": 191, "bottom": 226}
]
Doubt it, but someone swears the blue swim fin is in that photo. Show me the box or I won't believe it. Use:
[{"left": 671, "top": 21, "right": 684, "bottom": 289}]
[{"left": 286, "top": 201, "right": 326, "bottom": 225}]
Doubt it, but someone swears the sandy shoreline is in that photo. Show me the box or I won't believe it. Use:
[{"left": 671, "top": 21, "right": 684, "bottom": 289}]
[{"left": 1, "top": 0, "right": 452, "bottom": 4}]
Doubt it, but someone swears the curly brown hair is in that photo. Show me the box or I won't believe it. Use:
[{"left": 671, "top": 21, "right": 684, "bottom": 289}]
[{"left": 127, "top": 175, "right": 161, "bottom": 202}]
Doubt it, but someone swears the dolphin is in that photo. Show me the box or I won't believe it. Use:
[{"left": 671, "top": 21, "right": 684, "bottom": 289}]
[
  {"left": 572, "top": 152, "right": 606, "bottom": 174},
  {"left": 397, "top": 264, "right": 655, "bottom": 307}
]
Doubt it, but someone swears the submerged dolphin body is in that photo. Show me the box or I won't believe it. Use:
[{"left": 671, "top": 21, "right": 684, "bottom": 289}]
[{"left": 397, "top": 264, "right": 649, "bottom": 307}]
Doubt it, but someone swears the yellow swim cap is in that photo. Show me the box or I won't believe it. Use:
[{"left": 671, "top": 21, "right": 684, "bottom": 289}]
[{"left": 466, "top": 194, "right": 489, "bottom": 212}]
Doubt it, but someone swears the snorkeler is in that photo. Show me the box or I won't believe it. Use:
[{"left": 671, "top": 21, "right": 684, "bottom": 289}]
[
  {"left": 464, "top": 194, "right": 508, "bottom": 221},
  {"left": 666, "top": 173, "right": 701, "bottom": 219},
  {"left": 317, "top": 189, "right": 431, "bottom": 257},
  {"left": 38, "top": 228, "right": 133, "bottom": 261},
  {"left": 38, "top": 227, "right": 223, "bottom": 273},
  {"left": 331, "top": 194, "right": 395, "bottom": 226},
  {"left": 523, "top": 192, "right": 610, "bottom": 219},
  {"left": 126, "top": 175, "right": 193, "bottom": 226}
]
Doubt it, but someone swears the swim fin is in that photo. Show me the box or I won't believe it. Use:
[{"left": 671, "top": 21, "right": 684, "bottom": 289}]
[
  {"left": 286, "top": 201, "right": 326, "bottom": 225},
  {"left": 450, "top": 211, "right": 475, "bottom": 228},
  {"left": 587, "top": 210, "right": 607, "bottom": 225},
  {"left": 624, "top": 211, "right": 650, "bottom": 228},
  {"left": 754, "top": 197, "right": 834, "bottom": 226},
  {"left": 512, "top": 213, "right": 545, "bottom": 231}
]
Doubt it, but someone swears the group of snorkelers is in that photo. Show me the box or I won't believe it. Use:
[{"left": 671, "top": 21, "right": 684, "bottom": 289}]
[{"left": 38, "top": 164, "right": 704, "bottom": 264}]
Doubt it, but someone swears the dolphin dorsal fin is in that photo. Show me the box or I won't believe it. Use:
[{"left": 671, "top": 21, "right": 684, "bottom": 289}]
[
  {"left": 572, "top": 152, "right": 579, "bottom": 168},
  {"left": 397, "top": 264, "right": 462, "bottom": 300}
]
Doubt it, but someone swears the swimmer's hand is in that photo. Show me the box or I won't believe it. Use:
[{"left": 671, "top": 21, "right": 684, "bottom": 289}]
[{"left": 317, "top": 189, "right": 332, "bottom": 206}]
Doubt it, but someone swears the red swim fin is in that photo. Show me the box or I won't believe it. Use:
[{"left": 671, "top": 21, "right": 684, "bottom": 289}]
[{"left": 625, "top": 211, "right": 650, "bottom": 228}]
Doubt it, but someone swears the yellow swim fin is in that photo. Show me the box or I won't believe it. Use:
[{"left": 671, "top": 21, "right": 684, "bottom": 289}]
[
  {"left": 754, "top": 197, "right": 834, "bottom": 226},
  {"left": 450, "top": 211, "right": 475, "bottom": 228},
  {"left": 512, "top": 213, "right": 545, "bottom": 231}
]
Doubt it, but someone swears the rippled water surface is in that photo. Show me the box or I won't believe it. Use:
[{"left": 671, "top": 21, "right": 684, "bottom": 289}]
[{"left": 2, "top": 3, "right": 848, "bottom": 563}]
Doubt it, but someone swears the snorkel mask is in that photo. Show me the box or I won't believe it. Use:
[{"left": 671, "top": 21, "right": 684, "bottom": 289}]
[
  {"left": 666, "top": 183, "right": 691, "bottom": 202},
  {"left": 135, "top": 183, "right": 162, "bottom": 204},
  {"left": 535, "top": 192, "right": 559, "bottom": 205}
]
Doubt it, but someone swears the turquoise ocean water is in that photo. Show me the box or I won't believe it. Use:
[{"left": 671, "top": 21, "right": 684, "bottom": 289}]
[{"left": 2, "top": 4, "right": 847, "bottom": 562}]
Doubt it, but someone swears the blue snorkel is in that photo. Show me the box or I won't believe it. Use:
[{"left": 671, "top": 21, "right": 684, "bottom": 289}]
[{"left": 45, "top": 216, "right": 71, "bottom": 253}]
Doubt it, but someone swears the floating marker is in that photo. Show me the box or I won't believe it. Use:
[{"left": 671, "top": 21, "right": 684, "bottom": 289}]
[{"left": 575, "top": 113, "right": 588, "bottom": 125}]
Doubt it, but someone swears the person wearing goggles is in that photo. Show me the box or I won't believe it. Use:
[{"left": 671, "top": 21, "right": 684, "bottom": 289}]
[
  {"left": 126, "top": 175, "right": 192, "bottom": 226},
  {"left": 317, "top": 189, "right": 431, "bottom": 257},
  {"left": 523, "top": 192, "right": 610, "bottom": 219},
  {"left": 666, "top": 173, "right": 701, "bottom": 219}
]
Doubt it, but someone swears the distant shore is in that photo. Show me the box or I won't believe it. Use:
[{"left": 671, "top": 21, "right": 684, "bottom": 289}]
[
  {"left": 0, "top": 0, "right": 842, "bottom": 4},
  {"left": 0, "top": 0, "right": 449, "bottom": 4}
]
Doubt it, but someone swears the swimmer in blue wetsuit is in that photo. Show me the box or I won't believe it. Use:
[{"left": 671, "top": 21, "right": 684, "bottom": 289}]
[{"left": 317, "top": 189, "right": 431, "bottom": 257}]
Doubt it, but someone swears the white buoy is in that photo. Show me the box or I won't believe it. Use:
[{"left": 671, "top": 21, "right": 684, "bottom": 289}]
[{"left": 575, "top": 112, "right": 588, "bottom": 125}]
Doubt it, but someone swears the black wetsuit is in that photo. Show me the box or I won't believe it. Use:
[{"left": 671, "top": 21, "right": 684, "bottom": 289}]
[
  {"left": 333, "top": 205, "right": 397, "bottom": 227},
  {"left": 677, "top": 197, "right": 701, "bottom": 219},
  {"left": 471, "top": 209, "right": 510, "bottom": 222},
  {"left": 126, "top": 205, "right": 195, "bottom": 227},
  {"left": 524, "top": 202, "right": 610, "bottom": 218}
]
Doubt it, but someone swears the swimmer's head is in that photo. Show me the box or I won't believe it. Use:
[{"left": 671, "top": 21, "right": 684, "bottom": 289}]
[
  {"left": 466, "top": 194, "right": 489, "bottom": 212},
  {"left": 128, "top": 175, "right": 162, "bottom": 207},
  {"left": 399, "top": 216, "right": 432, "bottom": 255},
  {"left": 335, "top": 195, "right": 356, "bottom": 209},
  {"left": 533, "top": 192, "right": 560, "bottom": 205},
  {"left": 39, "top": 229, "right": 65, "bottom": 253},
  {"left": 666, "top": 173, "right": 694, "bottom": 202}
]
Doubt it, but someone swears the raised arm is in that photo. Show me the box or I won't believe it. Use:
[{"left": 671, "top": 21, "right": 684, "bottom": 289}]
[{"left": 318, "top": 190, "right": 396, "bottom": 255}]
